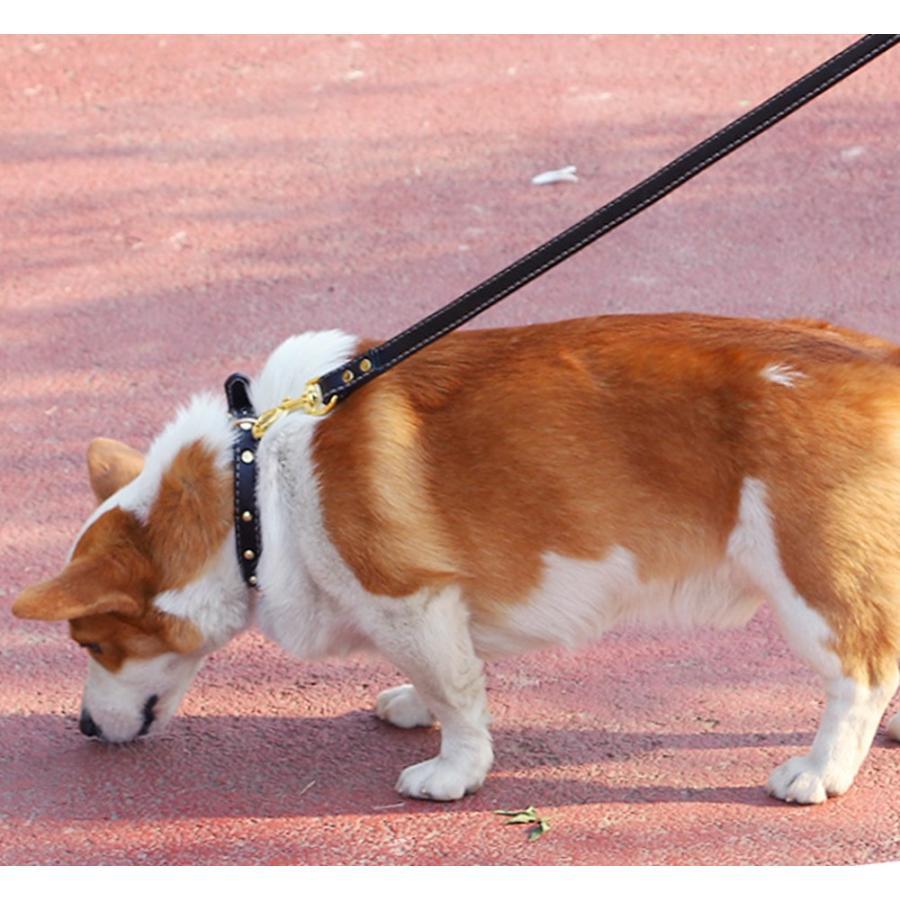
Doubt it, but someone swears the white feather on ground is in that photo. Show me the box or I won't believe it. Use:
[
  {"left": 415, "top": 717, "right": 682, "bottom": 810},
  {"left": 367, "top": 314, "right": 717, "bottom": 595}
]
[{"left": 531, "top": 165, "right": 578, "bottom": 185}]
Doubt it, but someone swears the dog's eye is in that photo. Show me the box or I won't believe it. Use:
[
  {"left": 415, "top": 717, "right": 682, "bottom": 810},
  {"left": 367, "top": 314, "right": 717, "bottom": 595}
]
[{"left": 79, "top": 642, "right": 102, "bottom": 655}]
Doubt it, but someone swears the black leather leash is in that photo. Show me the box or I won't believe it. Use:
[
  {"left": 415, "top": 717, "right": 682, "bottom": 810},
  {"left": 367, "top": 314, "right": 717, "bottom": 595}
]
[
  {"left": 227, "top": 33, "right": 898, "bottom": 587},
  {"left": 309, "top": 33, "right": 897, "bottom": 408}
]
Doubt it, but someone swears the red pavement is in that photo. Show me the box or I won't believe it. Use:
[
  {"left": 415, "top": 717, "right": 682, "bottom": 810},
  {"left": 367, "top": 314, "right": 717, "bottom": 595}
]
[{"left": 1, "top": 35, "right": 899, "bottom": 866}]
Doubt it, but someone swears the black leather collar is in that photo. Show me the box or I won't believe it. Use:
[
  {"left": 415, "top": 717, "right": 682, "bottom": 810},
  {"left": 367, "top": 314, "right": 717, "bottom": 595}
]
[{"left": 225, "top": 373, "right": 261, "bottom": 588}]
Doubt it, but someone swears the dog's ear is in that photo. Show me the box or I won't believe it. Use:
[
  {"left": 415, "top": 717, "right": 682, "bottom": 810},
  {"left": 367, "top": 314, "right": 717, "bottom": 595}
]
[
  {"left": 87, "top": 438, "right": 144, "bottom": 503},
  {"left": 12, "top": 559, "right": 143, "bottom": 621}
]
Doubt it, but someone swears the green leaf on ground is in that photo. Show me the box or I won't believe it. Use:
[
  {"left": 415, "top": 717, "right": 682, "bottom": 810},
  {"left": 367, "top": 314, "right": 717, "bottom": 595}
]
[
  {"left": 494, "top": 806, "right": 550, "bottom": 841},
  {"left": 527, "top": 819, "right": 551, "bottom": 841},
  {"left": 494, "top": 805, "right": 537, "bottom": 821},
  {"left": 502, "top": 811, "right": 540, "bottom": 825}
]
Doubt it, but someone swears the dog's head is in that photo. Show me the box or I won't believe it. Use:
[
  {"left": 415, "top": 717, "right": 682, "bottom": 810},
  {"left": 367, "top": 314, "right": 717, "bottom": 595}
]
[{"left": 13, "top": 399, "right": 247, "bottom": 742}]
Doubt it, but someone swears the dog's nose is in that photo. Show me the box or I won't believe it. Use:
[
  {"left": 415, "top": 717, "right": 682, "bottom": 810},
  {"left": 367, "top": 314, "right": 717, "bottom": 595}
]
[
  {"left": 79, "top": 709, "right": 103, "bottom": 739},
  {"left": 137, "top": 694, "right": 159, "bottom": 737}
]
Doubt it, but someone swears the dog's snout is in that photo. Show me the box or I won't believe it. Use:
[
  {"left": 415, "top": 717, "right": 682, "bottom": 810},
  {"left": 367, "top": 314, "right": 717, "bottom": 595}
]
[
  {"left": 78, "top": 694, "right": 159, "bottom": 742},
  {"left": 79, "top": 709, "right": 103, "bottom": 739},
  {"left": 137, "top": 694, "right": 159, "bottom": 737}
]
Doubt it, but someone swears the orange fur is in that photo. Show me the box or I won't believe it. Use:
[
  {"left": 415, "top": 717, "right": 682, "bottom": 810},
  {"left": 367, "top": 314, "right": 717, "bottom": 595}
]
[
  {"left": 87, "top": 438, "right": 145, "bottom": 502},
  {"left": 146, "top": 440, "right": 232, "bottom": 591},
  {"left": 13, "top": 440, "right": 226, "bottom": 671},
  {"left": 314, "top": 314, "right": 900, "bottom": 684}
]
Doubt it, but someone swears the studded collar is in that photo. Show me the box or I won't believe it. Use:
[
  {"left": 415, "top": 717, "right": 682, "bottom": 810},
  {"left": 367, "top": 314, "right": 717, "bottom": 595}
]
[{"left": 225, "top": 373, "right": 261, "bottom": 589}]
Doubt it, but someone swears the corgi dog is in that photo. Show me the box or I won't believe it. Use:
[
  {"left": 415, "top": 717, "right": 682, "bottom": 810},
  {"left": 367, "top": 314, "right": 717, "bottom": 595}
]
[{"left": 12, "top": 312, "right": 900, "bottom": 804}]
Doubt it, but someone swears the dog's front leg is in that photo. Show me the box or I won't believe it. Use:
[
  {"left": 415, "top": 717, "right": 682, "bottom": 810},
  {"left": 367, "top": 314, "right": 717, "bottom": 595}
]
[{"left": 367, "top": 586, "right": 493, "bottom": 801}]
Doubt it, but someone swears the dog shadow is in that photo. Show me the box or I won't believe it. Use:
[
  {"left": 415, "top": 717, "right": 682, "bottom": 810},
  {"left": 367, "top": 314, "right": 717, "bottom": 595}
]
[{"left": 0, "top": 708, "right": 830, "bottom": 823}]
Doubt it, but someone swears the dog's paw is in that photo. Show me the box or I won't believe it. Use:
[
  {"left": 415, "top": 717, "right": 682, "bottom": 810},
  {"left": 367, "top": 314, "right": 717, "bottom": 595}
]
[
  {"left": 766, "top": 755, "right": 851, "bottom": 804},
  {"left": 396, "top": 754, "right": 489, "bottom": 801},
  {"left": 375, "top": 684, "right": 434, "bottom": 729}
]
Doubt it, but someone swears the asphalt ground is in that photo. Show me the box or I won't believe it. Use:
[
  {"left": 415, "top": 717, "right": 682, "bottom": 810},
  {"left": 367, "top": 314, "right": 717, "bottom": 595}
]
[{"left": 1, "top": 35, "right": 899, "bottom": 865}]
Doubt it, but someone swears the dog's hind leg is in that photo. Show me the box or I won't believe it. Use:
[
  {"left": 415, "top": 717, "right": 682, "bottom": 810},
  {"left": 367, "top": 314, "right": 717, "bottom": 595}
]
[
  {"left": 729, "top": 477, "right": 900, "bottom": 803},
  {"left": 764, "top": 568, "right": 899, "bottom": 804},
  {"left": 766, "top": 667, "right": 897, "bottom": 804},
  {"left": 364, "top": 585, "right": 493, "bottom": 801}
]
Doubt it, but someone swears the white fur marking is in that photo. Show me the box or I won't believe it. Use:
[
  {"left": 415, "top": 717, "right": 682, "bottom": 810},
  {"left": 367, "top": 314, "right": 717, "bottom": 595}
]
[
  {"left": 761, "top": 363, "right": 806, "bottom": 388},
  {"left": 470, "top": 548, "right": 762, "bottom": 659},
  {"left": 727, "top": 478, "right": 842, "bottom": 681},
  {"left": 154, "top": 539, "right": 250, "bottom": 652}
]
